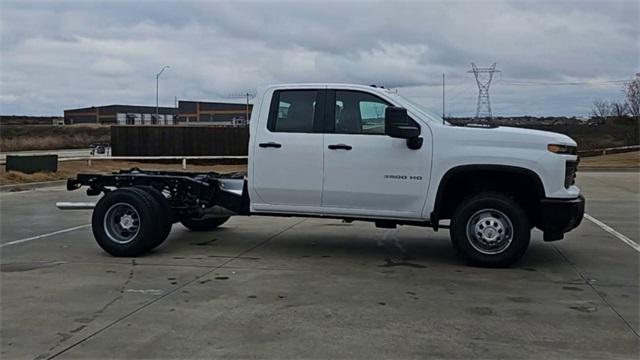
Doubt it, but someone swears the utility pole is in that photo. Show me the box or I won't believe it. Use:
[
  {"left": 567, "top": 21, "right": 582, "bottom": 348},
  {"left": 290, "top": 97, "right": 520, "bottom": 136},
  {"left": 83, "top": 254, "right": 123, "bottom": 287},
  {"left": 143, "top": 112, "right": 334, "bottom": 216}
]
[
  {"left": 174, "top": 96, "right": 178, "bottom": 124},
  {"left": 227, "top": 90, "right": 256, "bottom": 126},
  {"left": 468, "top": 62, "right": 500, "bottom": 120},
  {"left": 155, "top": 65, "right": 170, "bottom": 124},
  {"left": 442, "top": 73, "right": 445, "bottom": 123},
  {"left": 246, "top": 92, "right": 250, "bottom": 125}
]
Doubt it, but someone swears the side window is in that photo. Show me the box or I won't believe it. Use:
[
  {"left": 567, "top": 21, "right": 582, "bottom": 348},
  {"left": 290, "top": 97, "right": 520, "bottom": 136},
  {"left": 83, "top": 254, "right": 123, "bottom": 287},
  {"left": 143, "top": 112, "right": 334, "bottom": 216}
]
[
  {"left": 334, "top": 91, "right": 388, "bottom": 134},
  {"left": 268, "top": 90, "right": 318, "bottom": 133}
]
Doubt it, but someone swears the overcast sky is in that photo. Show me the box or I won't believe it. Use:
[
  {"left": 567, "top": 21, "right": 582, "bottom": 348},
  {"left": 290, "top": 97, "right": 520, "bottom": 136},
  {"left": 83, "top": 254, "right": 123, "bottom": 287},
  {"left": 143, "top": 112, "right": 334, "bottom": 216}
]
[{"left": 1, "top": 0, "right": 637, "bottom": 117}]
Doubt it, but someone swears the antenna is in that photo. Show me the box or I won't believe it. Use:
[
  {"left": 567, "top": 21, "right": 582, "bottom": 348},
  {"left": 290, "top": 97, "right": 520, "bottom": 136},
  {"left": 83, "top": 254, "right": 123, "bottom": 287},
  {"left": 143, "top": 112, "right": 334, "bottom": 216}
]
[{"left": 468, "top": 62, "right": 500, "bottom": 120}]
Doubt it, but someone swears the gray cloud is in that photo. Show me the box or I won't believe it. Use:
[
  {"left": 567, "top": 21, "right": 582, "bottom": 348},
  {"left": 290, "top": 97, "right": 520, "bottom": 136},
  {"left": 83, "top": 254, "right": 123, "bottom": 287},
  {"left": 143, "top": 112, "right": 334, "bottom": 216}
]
[{"left": 0, "top": 0, "right": 637, "bottom": 116}]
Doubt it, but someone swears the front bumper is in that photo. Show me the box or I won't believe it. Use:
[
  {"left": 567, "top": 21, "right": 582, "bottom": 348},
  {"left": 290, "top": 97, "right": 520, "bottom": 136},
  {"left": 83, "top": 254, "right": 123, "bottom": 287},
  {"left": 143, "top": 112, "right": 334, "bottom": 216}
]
[{"left": 539, "top": 195, "right": 585, "bottom": 241}]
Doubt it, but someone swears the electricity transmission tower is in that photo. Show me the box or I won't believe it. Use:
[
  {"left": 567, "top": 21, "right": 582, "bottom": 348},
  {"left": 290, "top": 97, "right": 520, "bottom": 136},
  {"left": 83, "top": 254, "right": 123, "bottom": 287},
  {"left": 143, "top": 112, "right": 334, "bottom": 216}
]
[{"left": 468, "top": 62, "right": 500, "bottom": 119}]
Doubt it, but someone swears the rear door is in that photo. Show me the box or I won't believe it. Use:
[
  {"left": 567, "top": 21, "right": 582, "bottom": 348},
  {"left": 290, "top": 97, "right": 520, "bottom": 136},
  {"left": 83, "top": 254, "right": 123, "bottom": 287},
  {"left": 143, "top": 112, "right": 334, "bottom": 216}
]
[
  {"left": 321, "top": 89, "right": 431, "bottom": 218},
  {"left": 251, "top": 88, "right": 326, "bottom": 209}
]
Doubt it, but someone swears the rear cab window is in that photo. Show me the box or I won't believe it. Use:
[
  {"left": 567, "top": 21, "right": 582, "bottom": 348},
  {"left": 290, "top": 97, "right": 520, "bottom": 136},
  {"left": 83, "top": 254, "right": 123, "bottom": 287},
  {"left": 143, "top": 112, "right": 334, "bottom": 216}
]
[{"left": 267, "top": 90, "right": 323, "bottom": 133}]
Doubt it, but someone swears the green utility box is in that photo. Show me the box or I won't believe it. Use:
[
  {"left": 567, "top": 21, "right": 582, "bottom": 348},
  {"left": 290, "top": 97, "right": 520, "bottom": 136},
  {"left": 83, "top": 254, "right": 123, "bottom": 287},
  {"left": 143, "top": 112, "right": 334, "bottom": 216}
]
[{"left": 5, "top": 155, "right": 58, "bottom": 174}]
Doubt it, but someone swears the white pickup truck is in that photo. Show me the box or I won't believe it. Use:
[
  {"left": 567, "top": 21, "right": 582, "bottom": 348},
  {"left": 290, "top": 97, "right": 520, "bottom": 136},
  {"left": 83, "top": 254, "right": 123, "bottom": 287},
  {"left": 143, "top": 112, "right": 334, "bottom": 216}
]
[{"left": 61, "top": 83, "right": 585, "bottom": 267}]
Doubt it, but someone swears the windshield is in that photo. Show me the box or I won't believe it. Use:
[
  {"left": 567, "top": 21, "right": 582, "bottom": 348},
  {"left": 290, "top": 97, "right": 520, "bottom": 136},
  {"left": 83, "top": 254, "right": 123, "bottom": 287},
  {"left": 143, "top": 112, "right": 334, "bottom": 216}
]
[{"left": 387, "top": 92, "right": 450, "bottom": 125}]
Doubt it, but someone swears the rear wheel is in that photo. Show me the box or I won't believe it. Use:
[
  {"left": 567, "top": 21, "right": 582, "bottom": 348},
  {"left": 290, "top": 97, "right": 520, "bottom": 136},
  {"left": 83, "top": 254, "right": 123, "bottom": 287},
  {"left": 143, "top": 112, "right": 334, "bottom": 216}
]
[
  {"left": 136, "top": 186, "right": 173, "bottom": 248},
  {"left": 92, "top": 188, "right": 160, "bottom": 257},
  {"left": 450, "top": 192, "right": 530, "bottom": 267},
  {"left": 180, "top": 216, "right": 230, "bottom": 231}
]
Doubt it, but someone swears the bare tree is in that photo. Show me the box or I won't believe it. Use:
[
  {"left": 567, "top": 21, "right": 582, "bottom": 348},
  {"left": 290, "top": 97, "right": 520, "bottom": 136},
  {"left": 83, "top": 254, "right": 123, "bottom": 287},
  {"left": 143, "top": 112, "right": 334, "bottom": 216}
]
[
  {"left": 610, "top": 101, "right": 629, "bottom": 118},
  {"left": 591, "top": 99, "right": 611, "bottom": 120},
  {"left": 625, "top": 75, "right": 640, "bottom": 119}
]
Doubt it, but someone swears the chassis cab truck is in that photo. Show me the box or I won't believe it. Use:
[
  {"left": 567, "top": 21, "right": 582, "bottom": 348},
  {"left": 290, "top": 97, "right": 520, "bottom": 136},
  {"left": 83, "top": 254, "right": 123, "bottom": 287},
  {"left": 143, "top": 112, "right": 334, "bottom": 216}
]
[{"left": 61, "top": 83, "right": 585, "bottom": 267}]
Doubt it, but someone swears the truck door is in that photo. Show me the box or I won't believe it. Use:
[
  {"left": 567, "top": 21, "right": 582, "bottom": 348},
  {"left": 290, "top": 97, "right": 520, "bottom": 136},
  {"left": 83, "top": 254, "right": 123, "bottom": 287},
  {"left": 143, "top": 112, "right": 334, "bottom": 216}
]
[
  {"left": 321, "top": 89, "right": 431, "bottom": 218},
  {"left": 251, "top": 89, "right": 325, "bottom": 209}
]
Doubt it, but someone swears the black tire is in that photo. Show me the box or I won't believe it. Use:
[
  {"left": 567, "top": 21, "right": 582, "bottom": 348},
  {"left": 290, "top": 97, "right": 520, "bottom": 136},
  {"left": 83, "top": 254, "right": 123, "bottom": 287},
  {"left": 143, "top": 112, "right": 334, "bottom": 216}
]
[
  {"left": 180, "top": 216, "right": 230, "bottom": 231},
  {"left": 92, "top": 188, "right": 161, "bottom": 257},
  {"left": 136, "top": 186, "right": 173, "bottom": 248},
  {"left": 450, "top": 192, "right": 530, "bottom": 268}
]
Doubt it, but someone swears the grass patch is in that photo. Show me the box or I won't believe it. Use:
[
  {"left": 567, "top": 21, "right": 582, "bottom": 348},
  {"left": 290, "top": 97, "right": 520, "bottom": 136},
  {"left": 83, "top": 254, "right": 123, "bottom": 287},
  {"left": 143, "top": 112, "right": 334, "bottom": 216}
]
[
  {"left": 0, "top": 125, "right": 110, "bottom": 152},
  {"left": 580, "top": 151, "right": 639, "bottom": 169}
]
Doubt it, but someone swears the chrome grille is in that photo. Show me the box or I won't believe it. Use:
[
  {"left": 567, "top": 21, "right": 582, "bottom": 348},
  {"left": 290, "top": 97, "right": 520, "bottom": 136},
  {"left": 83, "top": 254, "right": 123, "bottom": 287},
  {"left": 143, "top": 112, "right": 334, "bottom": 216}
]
[{"left": 565, "top": 159, "right": 578, "bottom": 188}]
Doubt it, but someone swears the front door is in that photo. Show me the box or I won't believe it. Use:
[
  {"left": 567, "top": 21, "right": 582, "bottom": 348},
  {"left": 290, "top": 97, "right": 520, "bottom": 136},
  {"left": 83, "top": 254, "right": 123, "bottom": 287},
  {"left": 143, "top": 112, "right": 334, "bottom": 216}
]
[
  {"left": 251, "top": 89, "right": 325, "bottom": 209},
  {"left": 322, "top": 89, "right": 431, "bottom": 218}
]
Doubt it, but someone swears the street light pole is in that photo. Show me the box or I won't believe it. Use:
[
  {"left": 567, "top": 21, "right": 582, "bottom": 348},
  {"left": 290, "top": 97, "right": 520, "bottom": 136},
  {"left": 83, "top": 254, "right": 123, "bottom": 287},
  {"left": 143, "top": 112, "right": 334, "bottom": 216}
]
[{"left": 156, "top": 65, "right": 170, "bottom": 124}]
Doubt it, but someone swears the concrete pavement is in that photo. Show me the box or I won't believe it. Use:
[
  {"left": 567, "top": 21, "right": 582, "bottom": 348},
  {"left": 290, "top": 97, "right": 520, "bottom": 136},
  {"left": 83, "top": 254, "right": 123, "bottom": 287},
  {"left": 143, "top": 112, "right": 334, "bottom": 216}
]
[{"left": 0, "top": 172, "right": 638, "bottom": 359}]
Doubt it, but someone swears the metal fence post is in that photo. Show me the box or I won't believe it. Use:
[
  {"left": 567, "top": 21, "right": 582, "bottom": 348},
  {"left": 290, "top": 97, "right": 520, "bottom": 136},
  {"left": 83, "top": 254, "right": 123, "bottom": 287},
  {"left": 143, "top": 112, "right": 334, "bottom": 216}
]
[{"left": 182, "top": 157, "right": 187, "bottom": 169}]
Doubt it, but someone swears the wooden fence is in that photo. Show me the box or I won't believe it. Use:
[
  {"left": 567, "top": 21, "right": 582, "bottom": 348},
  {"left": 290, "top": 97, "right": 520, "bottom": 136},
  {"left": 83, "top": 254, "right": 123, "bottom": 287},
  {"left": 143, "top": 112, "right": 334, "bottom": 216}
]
[{"left": 111, "top": 126, "right": 249, "bottom": 156}]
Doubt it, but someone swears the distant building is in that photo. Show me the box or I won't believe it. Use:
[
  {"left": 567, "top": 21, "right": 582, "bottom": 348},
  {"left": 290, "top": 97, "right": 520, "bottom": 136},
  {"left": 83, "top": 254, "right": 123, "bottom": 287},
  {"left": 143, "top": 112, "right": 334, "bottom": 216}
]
[
  {"left": 64, "top": 100, "right": 253, "bottom": 126},
  {"left": 64, "top": 105, "right": 176, "bottom": 125},
  {"left": 176, "top": 101, "right": 252, "bottom": 125}
]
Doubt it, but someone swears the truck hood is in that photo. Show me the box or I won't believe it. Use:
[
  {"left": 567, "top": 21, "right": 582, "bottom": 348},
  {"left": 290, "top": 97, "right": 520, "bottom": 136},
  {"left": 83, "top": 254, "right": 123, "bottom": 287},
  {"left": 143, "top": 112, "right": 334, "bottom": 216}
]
[
  {"left": 490, "top": 126, "right": 577, "bottom": 146},
  {"left": 443, "top": 125, "right": 577, "bottom": 150}
]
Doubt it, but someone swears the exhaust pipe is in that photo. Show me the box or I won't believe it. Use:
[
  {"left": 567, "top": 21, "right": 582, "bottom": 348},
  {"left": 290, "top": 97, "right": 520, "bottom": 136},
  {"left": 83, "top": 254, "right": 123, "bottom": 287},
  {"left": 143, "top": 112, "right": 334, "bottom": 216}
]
[{"left": 56, "top": 202, "right": 96, "bottom": 210}]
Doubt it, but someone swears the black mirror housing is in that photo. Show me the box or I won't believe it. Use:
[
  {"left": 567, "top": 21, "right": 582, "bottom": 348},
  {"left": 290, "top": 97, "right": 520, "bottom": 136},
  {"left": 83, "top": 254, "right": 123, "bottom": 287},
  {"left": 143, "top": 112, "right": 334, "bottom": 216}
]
[{"left": 385, "top": 107, "right": 420, "bottom": 139}]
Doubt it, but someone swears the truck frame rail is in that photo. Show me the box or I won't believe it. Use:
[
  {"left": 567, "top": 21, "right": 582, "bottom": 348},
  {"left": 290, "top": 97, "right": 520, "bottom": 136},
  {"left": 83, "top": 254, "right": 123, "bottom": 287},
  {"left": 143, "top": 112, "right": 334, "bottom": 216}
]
[{"left": 66, "top": 168, "right": 249, "bottom": 217}]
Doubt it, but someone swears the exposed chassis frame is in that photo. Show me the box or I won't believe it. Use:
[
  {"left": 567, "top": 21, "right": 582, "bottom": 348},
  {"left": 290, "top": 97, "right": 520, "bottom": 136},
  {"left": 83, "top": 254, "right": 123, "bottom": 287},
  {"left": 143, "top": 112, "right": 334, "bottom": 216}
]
[
  {"left": 66, "top": 168, "right": 441, "bottom": 229},
  {"left": 67, "top": 168, "right": 250, "bottom": 218}
]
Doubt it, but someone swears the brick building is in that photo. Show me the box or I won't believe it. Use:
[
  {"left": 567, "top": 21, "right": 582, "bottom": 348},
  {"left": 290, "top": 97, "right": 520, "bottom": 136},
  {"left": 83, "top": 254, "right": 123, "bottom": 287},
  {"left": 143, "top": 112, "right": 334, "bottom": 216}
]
[{"left": 64, "top": 101, "right": 252, "bottom": 126}]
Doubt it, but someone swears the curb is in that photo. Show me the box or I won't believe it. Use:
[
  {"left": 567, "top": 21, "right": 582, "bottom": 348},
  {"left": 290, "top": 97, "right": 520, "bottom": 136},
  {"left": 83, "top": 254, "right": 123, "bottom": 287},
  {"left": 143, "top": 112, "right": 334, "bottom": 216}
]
[
  {"left": 579, "top": 167, "right": 639, "bottom": 173},
  {"left": 0, "top": 180, "right": 68, "bottom": 193}
]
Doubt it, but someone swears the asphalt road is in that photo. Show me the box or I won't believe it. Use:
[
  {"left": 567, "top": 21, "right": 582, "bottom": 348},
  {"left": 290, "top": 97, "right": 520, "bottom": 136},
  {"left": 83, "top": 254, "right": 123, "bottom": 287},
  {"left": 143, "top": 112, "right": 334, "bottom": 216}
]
[{"left": 0, "top": 172, "right": 638, "bottom": 359}]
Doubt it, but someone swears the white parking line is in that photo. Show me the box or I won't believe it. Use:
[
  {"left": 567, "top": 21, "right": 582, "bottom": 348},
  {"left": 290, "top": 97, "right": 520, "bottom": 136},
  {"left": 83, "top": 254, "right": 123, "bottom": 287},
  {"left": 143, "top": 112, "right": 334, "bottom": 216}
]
[
  {"left": 584, "top": 213, "right": 640, "bottom": 253},
  {"left": 0, "top": 224, "right": 90, "bottom": 248}
]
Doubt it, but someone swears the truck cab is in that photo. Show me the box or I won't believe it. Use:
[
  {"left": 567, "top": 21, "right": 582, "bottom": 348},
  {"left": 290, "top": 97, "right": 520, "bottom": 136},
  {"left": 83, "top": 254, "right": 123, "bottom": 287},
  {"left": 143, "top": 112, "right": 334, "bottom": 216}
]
[
  {"left": 63, "top": 83, "right": 585, "bottom": 267},
  {"left": 250, "top": 84, "right": 433, "bottom": 220}
]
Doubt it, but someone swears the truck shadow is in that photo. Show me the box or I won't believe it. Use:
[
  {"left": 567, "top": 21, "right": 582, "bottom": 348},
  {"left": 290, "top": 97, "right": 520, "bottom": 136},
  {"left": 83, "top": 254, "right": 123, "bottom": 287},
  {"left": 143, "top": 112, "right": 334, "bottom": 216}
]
[{"left": 156, "top": 225, "right": 564, "bottom": 270}]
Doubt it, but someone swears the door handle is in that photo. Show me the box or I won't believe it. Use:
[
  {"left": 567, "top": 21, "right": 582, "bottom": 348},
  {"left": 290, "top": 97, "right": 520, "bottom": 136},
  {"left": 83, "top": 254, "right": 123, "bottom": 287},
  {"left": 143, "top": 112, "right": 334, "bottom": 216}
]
[
  {"left": 328, "top": 144, "right": 352, "bottom": 150},
  {"left": 259, "top": 142, "right": 282, "bottom": 148}
]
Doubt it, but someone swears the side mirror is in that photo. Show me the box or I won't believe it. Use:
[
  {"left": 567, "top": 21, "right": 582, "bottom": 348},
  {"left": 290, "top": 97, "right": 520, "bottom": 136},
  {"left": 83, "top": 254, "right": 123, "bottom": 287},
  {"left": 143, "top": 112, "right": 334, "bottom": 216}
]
[
  {"left": 385, "top": 107, "right": 420, "bottom": 139},
  {"left": 385, "top": 107, "right": 422, "bottom": 150}
]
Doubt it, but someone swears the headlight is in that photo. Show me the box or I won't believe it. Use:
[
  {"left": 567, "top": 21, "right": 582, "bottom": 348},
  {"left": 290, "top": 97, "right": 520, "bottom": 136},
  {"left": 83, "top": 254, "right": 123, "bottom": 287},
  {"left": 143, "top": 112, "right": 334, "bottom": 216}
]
[{"left": 548, "top": 144, "right": 577, "bottom": 155}]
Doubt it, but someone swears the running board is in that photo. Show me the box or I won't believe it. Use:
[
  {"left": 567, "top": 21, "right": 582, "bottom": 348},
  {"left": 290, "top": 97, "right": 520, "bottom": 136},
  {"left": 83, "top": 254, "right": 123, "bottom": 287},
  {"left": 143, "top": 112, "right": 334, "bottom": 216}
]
[{"left": 56, "top": 202, "right": 96, "bottom": 210}]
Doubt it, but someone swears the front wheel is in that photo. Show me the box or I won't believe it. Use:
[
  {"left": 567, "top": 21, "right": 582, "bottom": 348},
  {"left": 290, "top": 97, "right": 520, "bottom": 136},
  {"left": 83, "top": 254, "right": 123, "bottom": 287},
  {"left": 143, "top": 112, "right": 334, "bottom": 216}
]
[
  {"left": 450, "top": 192, "right": 530, "bottom": 268},
  {"left": 180, "top": 216, "right": 230, "bottom": 231}
]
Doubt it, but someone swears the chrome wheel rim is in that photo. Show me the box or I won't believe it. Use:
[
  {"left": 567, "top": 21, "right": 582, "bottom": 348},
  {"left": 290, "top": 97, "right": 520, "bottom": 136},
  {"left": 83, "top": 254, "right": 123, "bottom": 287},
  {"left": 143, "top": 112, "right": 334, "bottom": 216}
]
[
  {"left": 103, "top": 203, "right": 140, "bottom": 244},
  {"left": 465, "top": 208, "right": 513, "bottom": 255}
]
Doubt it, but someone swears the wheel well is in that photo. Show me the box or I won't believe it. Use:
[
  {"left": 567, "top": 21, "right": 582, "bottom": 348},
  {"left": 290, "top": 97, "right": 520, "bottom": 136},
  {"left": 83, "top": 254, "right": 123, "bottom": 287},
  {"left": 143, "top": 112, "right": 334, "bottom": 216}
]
[{"left": 432, "top": 166, "right": 545, "bottom": 226}]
